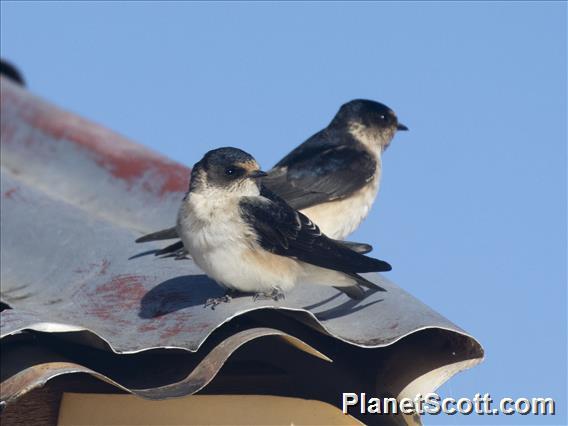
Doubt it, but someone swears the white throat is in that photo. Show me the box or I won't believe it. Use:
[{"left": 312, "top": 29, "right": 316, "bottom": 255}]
[{"left": 347, "top": 122, "right": 394, "bottom": 153}]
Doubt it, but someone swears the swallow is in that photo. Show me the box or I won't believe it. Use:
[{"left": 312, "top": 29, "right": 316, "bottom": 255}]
[
  {"left": 177, "top": 147, "right": 392, "bottom": 304},
  {"left": 0, "top": 59, "right": 25, "bottom": 86},
  {"left": 136, "top": 99, "right": 407, "bottom": 256}
]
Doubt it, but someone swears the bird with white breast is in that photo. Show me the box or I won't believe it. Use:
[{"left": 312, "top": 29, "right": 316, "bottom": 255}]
[{"left": 177, "top": 147, "right": 392, "bottom": 305}]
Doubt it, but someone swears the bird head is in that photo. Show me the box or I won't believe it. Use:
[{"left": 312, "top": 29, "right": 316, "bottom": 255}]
[
  {"left": 189, "top": 147, "right": 267, "bottom": 195},
  {"left": 331, "top": 99, "right": 408, "bottom": 151}
]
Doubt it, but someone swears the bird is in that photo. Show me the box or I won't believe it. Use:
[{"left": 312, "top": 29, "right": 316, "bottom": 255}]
[
  {"left": 0, "top": 59, "right": 25, "bottom": 86},
  {"left": 136, "top": 99, "right": 407, "bottom": 256},
  {"left": 176, "top": 147, "right": 392, "bottom": 305}
]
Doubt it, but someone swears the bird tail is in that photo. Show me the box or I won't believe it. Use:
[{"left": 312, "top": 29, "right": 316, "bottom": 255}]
[
  {"left": 334, "top": 285, "right": 365, "bottom": 300},
  {"left": 155, "top": 240, "right": 185, "bottom": 257},
  {"left": 335, "top": 248, "right": 392, "bottom": 273},
  {"left": 135, "top": 227, "right": 178, "bottom": 243}
]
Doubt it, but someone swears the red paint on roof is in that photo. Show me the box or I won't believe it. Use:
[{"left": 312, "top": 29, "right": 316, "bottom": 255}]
[
  {"left": 81, "top": 275, "right": 150, "bottom": 325},
  {"left": 3, "top": 187, "right": 18, "bottom": 199},
  {"left": 1, "top": 78, "right": 190, "bottom": 196}
]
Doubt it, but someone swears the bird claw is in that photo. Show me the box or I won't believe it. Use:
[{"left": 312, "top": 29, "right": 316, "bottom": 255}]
[
  {"left": 253, "top": 289, "right": 285, "bottom": 302},
  {"left": 204, "top": 294, "right": 232, "bottom": 309},
  {"left": 174, "top": 253, "right": 191, "bottom": 260},
  {"left": 173, "top": 249, "right": 191, "bottom": 260},
  {"left": 157, "top": 249, "right": 191, "bottom": 260}
]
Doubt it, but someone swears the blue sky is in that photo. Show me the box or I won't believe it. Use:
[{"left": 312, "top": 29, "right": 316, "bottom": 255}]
[{"left": 1, "top": 2, "right": 566, "bottom": 424}]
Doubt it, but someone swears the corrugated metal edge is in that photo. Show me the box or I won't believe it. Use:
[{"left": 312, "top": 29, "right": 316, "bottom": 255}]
[
  {"left": 0, "top": 327, "right": 331, "bottom": 403},
  {"left": 1, "top": 306, "right": 484, "bottom": 355}
]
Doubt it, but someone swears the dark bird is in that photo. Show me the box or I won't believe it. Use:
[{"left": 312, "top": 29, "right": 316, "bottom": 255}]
[
  {"left": 177, "top": 147, "right": 391, "bottom": 303},
  {"left": 0, "top": 59, "right": 25, "bottom": 86},
  {"left": 137, "top": 99, "right": 407, "bottom": 256}
]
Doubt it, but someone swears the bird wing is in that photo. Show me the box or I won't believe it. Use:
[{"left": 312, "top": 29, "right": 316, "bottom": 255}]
[
  {"left": 263, "top": 139, "right": 377, "bottom": 210},
  {"left": 239, "top": 187, "right": 391, "bottom": 274}
]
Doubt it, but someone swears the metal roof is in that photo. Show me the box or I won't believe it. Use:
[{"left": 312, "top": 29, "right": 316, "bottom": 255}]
[{"left": 0, "top": 76, "right": 483, "bottom": 418}]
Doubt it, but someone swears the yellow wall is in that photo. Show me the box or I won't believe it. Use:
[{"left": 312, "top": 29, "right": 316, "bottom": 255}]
[{"left": 58, "top": 393, "right": 362, "bottom": 426}]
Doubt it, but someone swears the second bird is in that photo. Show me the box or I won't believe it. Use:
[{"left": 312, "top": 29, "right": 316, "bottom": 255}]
[{"left": 137, "top": 99, "right": 407, "bottom": 252}]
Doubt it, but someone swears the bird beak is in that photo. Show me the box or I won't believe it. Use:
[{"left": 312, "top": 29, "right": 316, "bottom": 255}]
[
  {"left": 397, "top": 123, "right": 409, "bottom": 131},
  {"left": 248, "top": 170, "right": 268, "bottom": 179}
]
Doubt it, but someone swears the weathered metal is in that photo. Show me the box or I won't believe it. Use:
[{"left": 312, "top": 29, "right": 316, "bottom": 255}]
[
  {"left": 0, "top": 77, "right": 483, "bottom": 409},
  {"left": 0, "top": 327, "right": 331, "bottom": 404}
]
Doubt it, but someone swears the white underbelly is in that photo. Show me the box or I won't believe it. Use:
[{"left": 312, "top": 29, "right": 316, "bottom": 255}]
[
  {"left": 178, "top": 204, "right": 299, "bottom": 293},
  {"left": 300, "top": 172, "right": 381, "bottom": 239},
  {"left": 189, "top": 242, "right": 300, "bottom": 293}
]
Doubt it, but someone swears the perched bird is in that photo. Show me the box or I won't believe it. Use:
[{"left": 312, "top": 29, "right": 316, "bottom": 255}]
[
  {"left": 137, "top": 99, "right": 407, "bottom": 255},
  {"left": 0, "top": 59, "right": 25, "bottom": 86},
  {"left": 263, "top": 98, "right": 407, "bottom": 238},
  {"left": 177, "top": 147, "right": 392, "bottom": 303}
]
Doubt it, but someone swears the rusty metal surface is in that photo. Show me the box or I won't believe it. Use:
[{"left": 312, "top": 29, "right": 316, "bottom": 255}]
[{"left": 0, "top": 77, "right": 483, "bottom": 404}]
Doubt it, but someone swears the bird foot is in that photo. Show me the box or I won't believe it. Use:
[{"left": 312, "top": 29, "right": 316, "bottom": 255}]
[
  {"left": 174, "top": 252, "right": 191, "bottom": 260},
  {"left": 253, "top": 289, "right": 285, "bottom": 302},
  {"left": 204, "top": 293, "right": 232, "bottom": 309}
]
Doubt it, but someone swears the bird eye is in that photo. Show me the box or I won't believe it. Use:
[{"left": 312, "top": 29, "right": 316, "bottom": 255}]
[
  {"left": 225, "top": 167, "right": 236, "bottom": 176},
  {"left": 379, "top": 114, "right": 387, "bottom": 121}
]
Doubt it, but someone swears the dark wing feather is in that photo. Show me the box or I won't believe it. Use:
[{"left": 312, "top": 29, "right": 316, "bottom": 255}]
[
  {"left": 263, "top": 137, "right": 377, "bottom": 210},
  {"left": 155, "top": 240, "right": 185, "bottom": 256},
  {"left": 333, "top": 240, "right": 373, "bottom": 254},
  {"left": 240, "top": 187, "right": 391, "bottom": 274}
]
